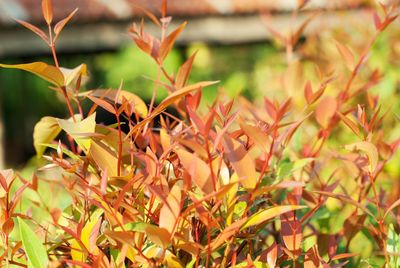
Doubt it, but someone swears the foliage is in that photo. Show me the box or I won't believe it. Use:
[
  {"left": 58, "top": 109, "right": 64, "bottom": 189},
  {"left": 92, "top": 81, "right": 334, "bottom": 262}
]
[{"left": 0, "top": 1, "right": 399, "bottom": 267}]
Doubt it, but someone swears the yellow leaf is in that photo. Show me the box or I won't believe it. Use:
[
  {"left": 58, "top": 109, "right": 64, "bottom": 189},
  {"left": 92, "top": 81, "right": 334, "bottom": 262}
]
[
  {"left": 71, "top": 209, "right": 103, "bottom": 262},
  {"left": 89, "top": 140, "right": 119, "bottom": 177},
  {"left": 0, "top": 62, "right": 64, "bottom": 86},
  {"left": 241, "top": 205, "right": 306, "bottom": 230},
  {"left": 33, "top": 116, "right": 61, "bottom": 157},
  {"left": 60, "top": 64, "right": 88, "bottom": 86},
  {"left": 344, "top": 141, "right": 378, "bottom": 173},
  {"left": 57, "top": 113, "right": 96, "bottom": 153}
]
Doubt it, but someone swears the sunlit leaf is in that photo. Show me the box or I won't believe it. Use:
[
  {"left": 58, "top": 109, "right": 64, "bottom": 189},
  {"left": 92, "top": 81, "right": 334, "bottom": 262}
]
[
  {"left": 14, "top": 19, "right": 49, "bottom": 43},
  {"left": 222, "top": 134, "right": 257, "bottom": 190},
  {"left": 175, "top": 147, "right": 213, "bottom": 194},
  {"left": 71, "top": 210, "right": 103, "bottom": 262},
  {"left": 387, "top": 224, "right": 400, "bottom": 268},
  {"left": 0, "top": 62, "right": 64, "bottom": 86},
  {"left": 241, "top": 205, "right": 306, "bottom": 230},
  {"left": 18, "top": 217, "right": 48, "bottom": 268},
  {"left": 315, "top": 97, "right": 337, "bottom": 128},
  {"left": 337, "top": 112, "right": 361, "bottom": 137},
  {"left": 89, "top": 140, "right": 119, "bottom": 177},
  {"left": 159, "top": 184, "right": 182, "bottom": 235},
  {"left": 89, "top": 89, "right": 148, "bottom": 117},
  {"left": 344, "top": 141, "right": 378, "bottom": 173},
  {"left": 60, "top": 64, "right": 87, "bottom": 86},
  {"left": 281, "top": 212, "right": 302, "bottom": 253},
  {"left": 57, "top": 113, "right": 96, "bottom": 153},
  {"left": 176, "top": 51, "right": 196, "bottom": 89},
  {"left": 159, "top": 22, "right": 187, "bottom": 62},
  {"left": 335, "top": 40, "right": 355, "bottom": 71},
  {"left": 33, "top": 116, "right": 62, "bottom": 157},
  {"left": 54, "top": 8, "right": 78, "bottom": 37},
  {"left": 41, "top": 0, "right": 53, "bottom": 25}
]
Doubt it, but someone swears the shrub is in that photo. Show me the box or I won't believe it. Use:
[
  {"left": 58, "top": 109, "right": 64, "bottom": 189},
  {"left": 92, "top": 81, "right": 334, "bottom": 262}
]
[{"left": 0, "top": 1, "right": 399, "bottom": 267}]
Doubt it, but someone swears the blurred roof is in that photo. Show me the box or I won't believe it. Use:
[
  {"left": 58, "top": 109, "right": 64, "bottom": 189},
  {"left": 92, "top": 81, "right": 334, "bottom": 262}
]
[
  {"left": 0, "top": 0, "right": 398, "bottom": 57},
  {"left": 0, "top": 0, "right": 370, "bottom": 25}
]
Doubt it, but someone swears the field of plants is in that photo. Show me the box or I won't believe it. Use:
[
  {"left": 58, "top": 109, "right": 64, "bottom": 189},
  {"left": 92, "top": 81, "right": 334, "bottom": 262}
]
[{"left": 0, "top": 0, "right": 399, "bottom": 267}]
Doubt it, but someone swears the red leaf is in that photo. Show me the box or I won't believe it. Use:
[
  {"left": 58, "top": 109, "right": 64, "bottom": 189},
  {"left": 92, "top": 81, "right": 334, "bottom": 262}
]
[{"left": 373, "top": 12, "right": 382, "bottom": 30}]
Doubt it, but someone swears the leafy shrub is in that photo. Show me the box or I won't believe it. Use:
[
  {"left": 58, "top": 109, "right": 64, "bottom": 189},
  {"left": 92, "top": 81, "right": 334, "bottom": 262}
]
[{"left": 0, "top": 1, "right": 399, "bottom": 267}]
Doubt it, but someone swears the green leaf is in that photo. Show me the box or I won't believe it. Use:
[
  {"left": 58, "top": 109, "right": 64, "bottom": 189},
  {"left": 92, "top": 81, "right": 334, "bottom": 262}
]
[
  {"left": 17, "top": 217, "right": 48, "bottom": 268},
  {"left": 57, "top": 113, "right": 96, "bottom": 153},
  {"left": 241, "top": 205, "right": 306, "bottom": 230},
  {"left": 33, "top": 116, "right": 62, "bottom": 157},
  {"left": 277, "top": 158, "right": 313, "bottom": 180}
]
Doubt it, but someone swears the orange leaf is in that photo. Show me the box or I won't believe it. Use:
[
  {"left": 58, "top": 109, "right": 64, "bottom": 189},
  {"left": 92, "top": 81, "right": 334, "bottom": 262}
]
[
  {"left": 304, "top": 81, "right": 313, "bottom": 104},
  {"left": 211, "top": 219, "right": 246, "bottom": 251},
  {"left": 42, "top": 0, "right": 53, "bottom": 25},
  {"left": 54, "top": 8, "right": 78, "bottom": 39},
  {"left": 89, "top": 89, "right": 148, "bottom": 118},
  {"left": 175, "top": 147, "right": 213, "bottom": 194},
  {"left": 176, "top": 51, "right": 197, "bottom": 89},
  {"left": 331, "top": 252, "right": 358, "bottom": 261},
  {"left": 125, "top": 81, "right": 218, "bottom": 139},
  {"left": 242, "top": 205, "right": 306, "bottom": 230},
  {"left": 0, "top": 62, "right": 64, "bottom": 87},
  {"left": 144, "top": 225, "right": 171, "bottom": 248},
  {"left": 304, "top": 246, "right": 322, "bottom": 268},
  {"left": 281, "top": 212, "right": 302, "bottom": 253},
  {"left": 15, "top": 19, "right": 49, "bottom": 43},
  {"left": 159, "top": 22, "right": 187, "bottom": 62},
  {"left": 335, "top": 40, "right": 355, "bottom": 71},
  {"left": 159, "top": 184, "right": 182, "bottom": 235},
  {"left": 336, "top": 112, "right": 361, "bottom": 137},
  {"left": 239, "top": 123, "right": 271, "bottom": 152},
  {"left": 222, "top": 134, "right": 257, "bottom": 189},
  {"left": 87, "top": 95, "right": 116, "bottom": 114},
  {"left": 315, "top": 97, "right": 337, "bottom": 128},
  {"left": 344, "top": 141, "right": 378, "bottom": 173}
]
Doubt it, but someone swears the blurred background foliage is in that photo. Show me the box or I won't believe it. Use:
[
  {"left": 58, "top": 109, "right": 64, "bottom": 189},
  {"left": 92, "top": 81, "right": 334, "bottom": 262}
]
[{"left": 0, "top": 15, "right": 399, "bottom": 174}]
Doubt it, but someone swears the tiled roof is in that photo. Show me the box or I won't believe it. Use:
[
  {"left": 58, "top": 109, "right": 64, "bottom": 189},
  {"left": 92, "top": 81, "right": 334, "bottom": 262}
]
[{"left": 0, "top": 0, "right": 371, "bottom": 26}]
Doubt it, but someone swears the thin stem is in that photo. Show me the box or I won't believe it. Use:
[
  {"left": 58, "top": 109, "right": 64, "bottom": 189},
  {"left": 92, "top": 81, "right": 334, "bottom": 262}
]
[
  {"left": 48, "top": 24, "right": 76, "bottom": 122},
  {"left": 116, "top": 112, "right": 123, "bottom": 176}
]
